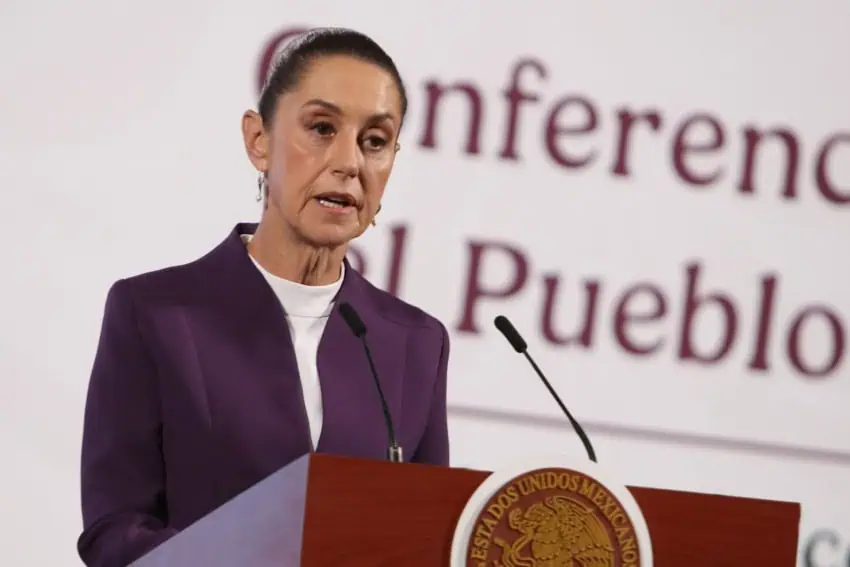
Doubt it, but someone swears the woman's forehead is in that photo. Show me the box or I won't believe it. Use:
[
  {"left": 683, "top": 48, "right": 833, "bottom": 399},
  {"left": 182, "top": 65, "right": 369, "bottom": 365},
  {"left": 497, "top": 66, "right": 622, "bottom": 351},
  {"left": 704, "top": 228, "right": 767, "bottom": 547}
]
[{"left": 282, "top": 55, "right": 402, "bottom": 122}]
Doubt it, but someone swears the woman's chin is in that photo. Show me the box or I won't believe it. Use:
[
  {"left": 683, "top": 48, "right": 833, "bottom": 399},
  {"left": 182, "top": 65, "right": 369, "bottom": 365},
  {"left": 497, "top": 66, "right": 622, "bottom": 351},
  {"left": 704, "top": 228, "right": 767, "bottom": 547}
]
[{"left": 297, "top": 223, "right": 361, "bottom": 249}]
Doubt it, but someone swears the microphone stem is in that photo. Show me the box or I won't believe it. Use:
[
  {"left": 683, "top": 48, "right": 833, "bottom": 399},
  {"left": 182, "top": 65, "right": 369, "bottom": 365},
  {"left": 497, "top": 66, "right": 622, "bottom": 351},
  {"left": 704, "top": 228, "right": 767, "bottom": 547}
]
[
  {"left": 523, "top": 351, "right": 598, "bottom": 463},
  {"left": 361, "top": 341, "right": 402, "bottom": 462}
]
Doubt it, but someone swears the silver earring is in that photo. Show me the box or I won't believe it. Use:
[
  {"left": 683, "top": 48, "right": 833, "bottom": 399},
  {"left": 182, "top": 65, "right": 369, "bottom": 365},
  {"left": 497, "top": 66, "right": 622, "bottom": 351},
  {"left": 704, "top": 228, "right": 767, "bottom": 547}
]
[{"left": 256, "top": 173, "right": 266, "bottom": 203}]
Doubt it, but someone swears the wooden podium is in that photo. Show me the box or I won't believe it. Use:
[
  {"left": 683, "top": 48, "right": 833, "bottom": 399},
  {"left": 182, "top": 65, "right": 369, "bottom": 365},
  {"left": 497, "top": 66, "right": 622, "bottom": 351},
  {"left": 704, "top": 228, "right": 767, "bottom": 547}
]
[{"left": 131, "top": 453, "right": 801, "bottom": 567}]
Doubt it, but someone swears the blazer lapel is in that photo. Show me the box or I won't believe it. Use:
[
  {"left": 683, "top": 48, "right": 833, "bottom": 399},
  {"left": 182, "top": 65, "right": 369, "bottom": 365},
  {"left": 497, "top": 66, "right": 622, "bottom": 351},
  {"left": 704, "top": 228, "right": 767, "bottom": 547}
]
[
  {"left": 188, "top": 224, "right": 313, "bottom": 470},
  {"left": 315, "top": 264, "right": 410, "bottom": 459},
  {"left": 190, "top": 224, "right": 409, "bottom": 466}
]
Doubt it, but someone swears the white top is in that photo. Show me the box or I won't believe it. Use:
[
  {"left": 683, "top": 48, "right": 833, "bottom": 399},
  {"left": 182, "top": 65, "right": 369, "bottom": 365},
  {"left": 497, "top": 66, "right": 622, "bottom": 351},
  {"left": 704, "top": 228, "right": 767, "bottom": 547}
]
[{"left": 241, "top": 235, "right": 343, "bottom": 449}]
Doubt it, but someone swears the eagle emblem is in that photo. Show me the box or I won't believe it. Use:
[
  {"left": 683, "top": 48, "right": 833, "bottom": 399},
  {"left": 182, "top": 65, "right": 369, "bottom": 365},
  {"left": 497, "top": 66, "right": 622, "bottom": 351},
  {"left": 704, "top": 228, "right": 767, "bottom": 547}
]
[{"left": 493, "top": 495, "right": 615, "bottom": 567}]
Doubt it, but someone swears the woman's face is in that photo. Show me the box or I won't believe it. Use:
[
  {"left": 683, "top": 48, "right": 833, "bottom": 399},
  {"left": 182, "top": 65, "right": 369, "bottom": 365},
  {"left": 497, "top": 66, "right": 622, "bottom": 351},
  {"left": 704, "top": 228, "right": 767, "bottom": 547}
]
[{"left": 243, "top": 55, "right": 403, "bottom": 248}]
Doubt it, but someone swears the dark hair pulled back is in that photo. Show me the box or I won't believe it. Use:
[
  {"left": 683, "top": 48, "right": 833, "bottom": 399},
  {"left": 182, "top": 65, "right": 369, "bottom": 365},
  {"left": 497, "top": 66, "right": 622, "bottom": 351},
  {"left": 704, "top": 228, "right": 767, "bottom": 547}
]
[{"left": 258, "top": 27, "right": 408, "bottom": 127}]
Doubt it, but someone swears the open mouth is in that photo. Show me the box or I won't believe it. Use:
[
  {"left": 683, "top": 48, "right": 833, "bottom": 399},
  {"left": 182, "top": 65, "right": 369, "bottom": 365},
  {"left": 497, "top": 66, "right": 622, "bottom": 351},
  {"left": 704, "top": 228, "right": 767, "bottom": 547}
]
[{"left": 315, "top": 193, "right": 357, "bottom": 210}]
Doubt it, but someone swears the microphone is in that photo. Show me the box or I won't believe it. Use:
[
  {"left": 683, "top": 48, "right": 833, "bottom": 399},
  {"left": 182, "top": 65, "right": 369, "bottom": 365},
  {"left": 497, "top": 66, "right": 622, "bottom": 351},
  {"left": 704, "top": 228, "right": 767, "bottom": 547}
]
[
  {"left": 338, "top": 302, "right": 403, "bottom": 463},
  {"left": 493, "top": 315, "right": 597, "bottom": 463}
]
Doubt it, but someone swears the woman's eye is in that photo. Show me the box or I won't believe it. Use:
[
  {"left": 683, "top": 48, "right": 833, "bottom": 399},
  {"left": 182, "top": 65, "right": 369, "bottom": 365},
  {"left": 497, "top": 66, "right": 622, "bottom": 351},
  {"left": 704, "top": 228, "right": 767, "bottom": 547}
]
[
  {"left": 311, "top": 122, "right": 335, "bottom": 136},
  {"left": 363, "top": 136, "right": 387, "bottom": 150}
]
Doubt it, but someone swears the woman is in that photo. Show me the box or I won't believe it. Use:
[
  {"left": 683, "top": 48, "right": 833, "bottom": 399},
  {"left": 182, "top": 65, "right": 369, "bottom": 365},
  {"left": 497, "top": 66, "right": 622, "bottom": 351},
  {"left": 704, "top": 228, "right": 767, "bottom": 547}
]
[{"left": 77, "top": 27, "right": 450, "bottom": 567}]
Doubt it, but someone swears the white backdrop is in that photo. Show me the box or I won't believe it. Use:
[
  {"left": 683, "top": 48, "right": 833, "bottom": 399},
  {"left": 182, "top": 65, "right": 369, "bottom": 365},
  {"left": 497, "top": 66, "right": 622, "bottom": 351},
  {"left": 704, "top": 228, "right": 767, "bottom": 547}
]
[{"left": 1, "top": 1, "right": 848, "bottom": 565}]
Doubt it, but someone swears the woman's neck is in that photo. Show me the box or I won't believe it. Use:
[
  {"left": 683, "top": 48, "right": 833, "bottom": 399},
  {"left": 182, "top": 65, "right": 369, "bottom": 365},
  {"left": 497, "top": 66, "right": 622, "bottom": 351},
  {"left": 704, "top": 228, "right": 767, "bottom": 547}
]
[{"left": 247, "top": 219, "right": 346, "bottom": 286}]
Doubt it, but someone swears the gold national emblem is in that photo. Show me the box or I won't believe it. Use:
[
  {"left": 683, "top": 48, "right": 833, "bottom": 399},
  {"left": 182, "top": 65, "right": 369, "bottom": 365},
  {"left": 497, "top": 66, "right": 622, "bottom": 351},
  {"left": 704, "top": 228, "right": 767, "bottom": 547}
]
[{"left": 465, "top": 467, "right": 642, "bottom": 567}]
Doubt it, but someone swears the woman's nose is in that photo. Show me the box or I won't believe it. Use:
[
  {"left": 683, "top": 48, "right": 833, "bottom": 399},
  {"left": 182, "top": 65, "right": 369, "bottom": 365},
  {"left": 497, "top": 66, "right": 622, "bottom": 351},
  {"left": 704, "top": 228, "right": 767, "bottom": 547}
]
[{"left": 329, "top": 132, "right": 361, "bottom": 178}]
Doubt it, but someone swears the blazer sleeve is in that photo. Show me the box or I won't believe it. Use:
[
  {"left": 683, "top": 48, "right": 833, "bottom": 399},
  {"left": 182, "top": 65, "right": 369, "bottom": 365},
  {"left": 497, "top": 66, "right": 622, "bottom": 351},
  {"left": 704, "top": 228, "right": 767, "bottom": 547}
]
[
  {"left": 411, "top": 321, "right": 451, "bottom": 466},
  {"left": 77, "top": 279, "right": 177, "bottom": 567}
]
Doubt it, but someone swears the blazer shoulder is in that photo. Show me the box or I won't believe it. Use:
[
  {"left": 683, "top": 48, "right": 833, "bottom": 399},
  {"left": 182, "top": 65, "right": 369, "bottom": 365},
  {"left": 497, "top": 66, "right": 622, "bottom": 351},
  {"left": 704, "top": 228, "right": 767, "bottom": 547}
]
[
  {"left": 356, "top": 274, "right": 446, "bottom": 335},
  {"left": 107, "top": 247, "right": 219, "bottom": 305}
]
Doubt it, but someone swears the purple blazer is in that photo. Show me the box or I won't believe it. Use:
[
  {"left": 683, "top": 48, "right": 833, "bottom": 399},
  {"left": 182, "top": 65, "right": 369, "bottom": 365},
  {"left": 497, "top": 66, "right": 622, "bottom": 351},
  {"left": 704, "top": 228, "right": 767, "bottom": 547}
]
[{"left": 77, "top": 223, "right": 450, "bottom": 567}]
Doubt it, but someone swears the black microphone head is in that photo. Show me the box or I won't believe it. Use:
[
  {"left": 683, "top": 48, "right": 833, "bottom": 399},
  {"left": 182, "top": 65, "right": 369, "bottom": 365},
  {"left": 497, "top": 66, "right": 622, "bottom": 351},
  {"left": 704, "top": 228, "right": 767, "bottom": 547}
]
[
  {"left": 338, "top": 302, "right": 367, "bottom": 337},
  {"left": 494, "top": 315, "right": 527, "bottom": 353}
]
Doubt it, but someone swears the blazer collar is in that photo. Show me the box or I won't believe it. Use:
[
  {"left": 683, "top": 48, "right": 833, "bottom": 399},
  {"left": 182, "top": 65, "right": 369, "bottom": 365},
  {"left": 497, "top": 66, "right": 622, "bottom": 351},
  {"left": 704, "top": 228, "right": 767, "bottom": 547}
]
[{"left": 206, "top": 222, "right": 367, "bottom": 315}]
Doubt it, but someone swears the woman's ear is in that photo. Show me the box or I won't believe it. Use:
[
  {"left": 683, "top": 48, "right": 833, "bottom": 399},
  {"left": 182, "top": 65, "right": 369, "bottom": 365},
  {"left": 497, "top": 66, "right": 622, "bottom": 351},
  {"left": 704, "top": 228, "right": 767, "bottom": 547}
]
[{"left": 242, "top": 110, "right": 269, "bottom": 172}]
